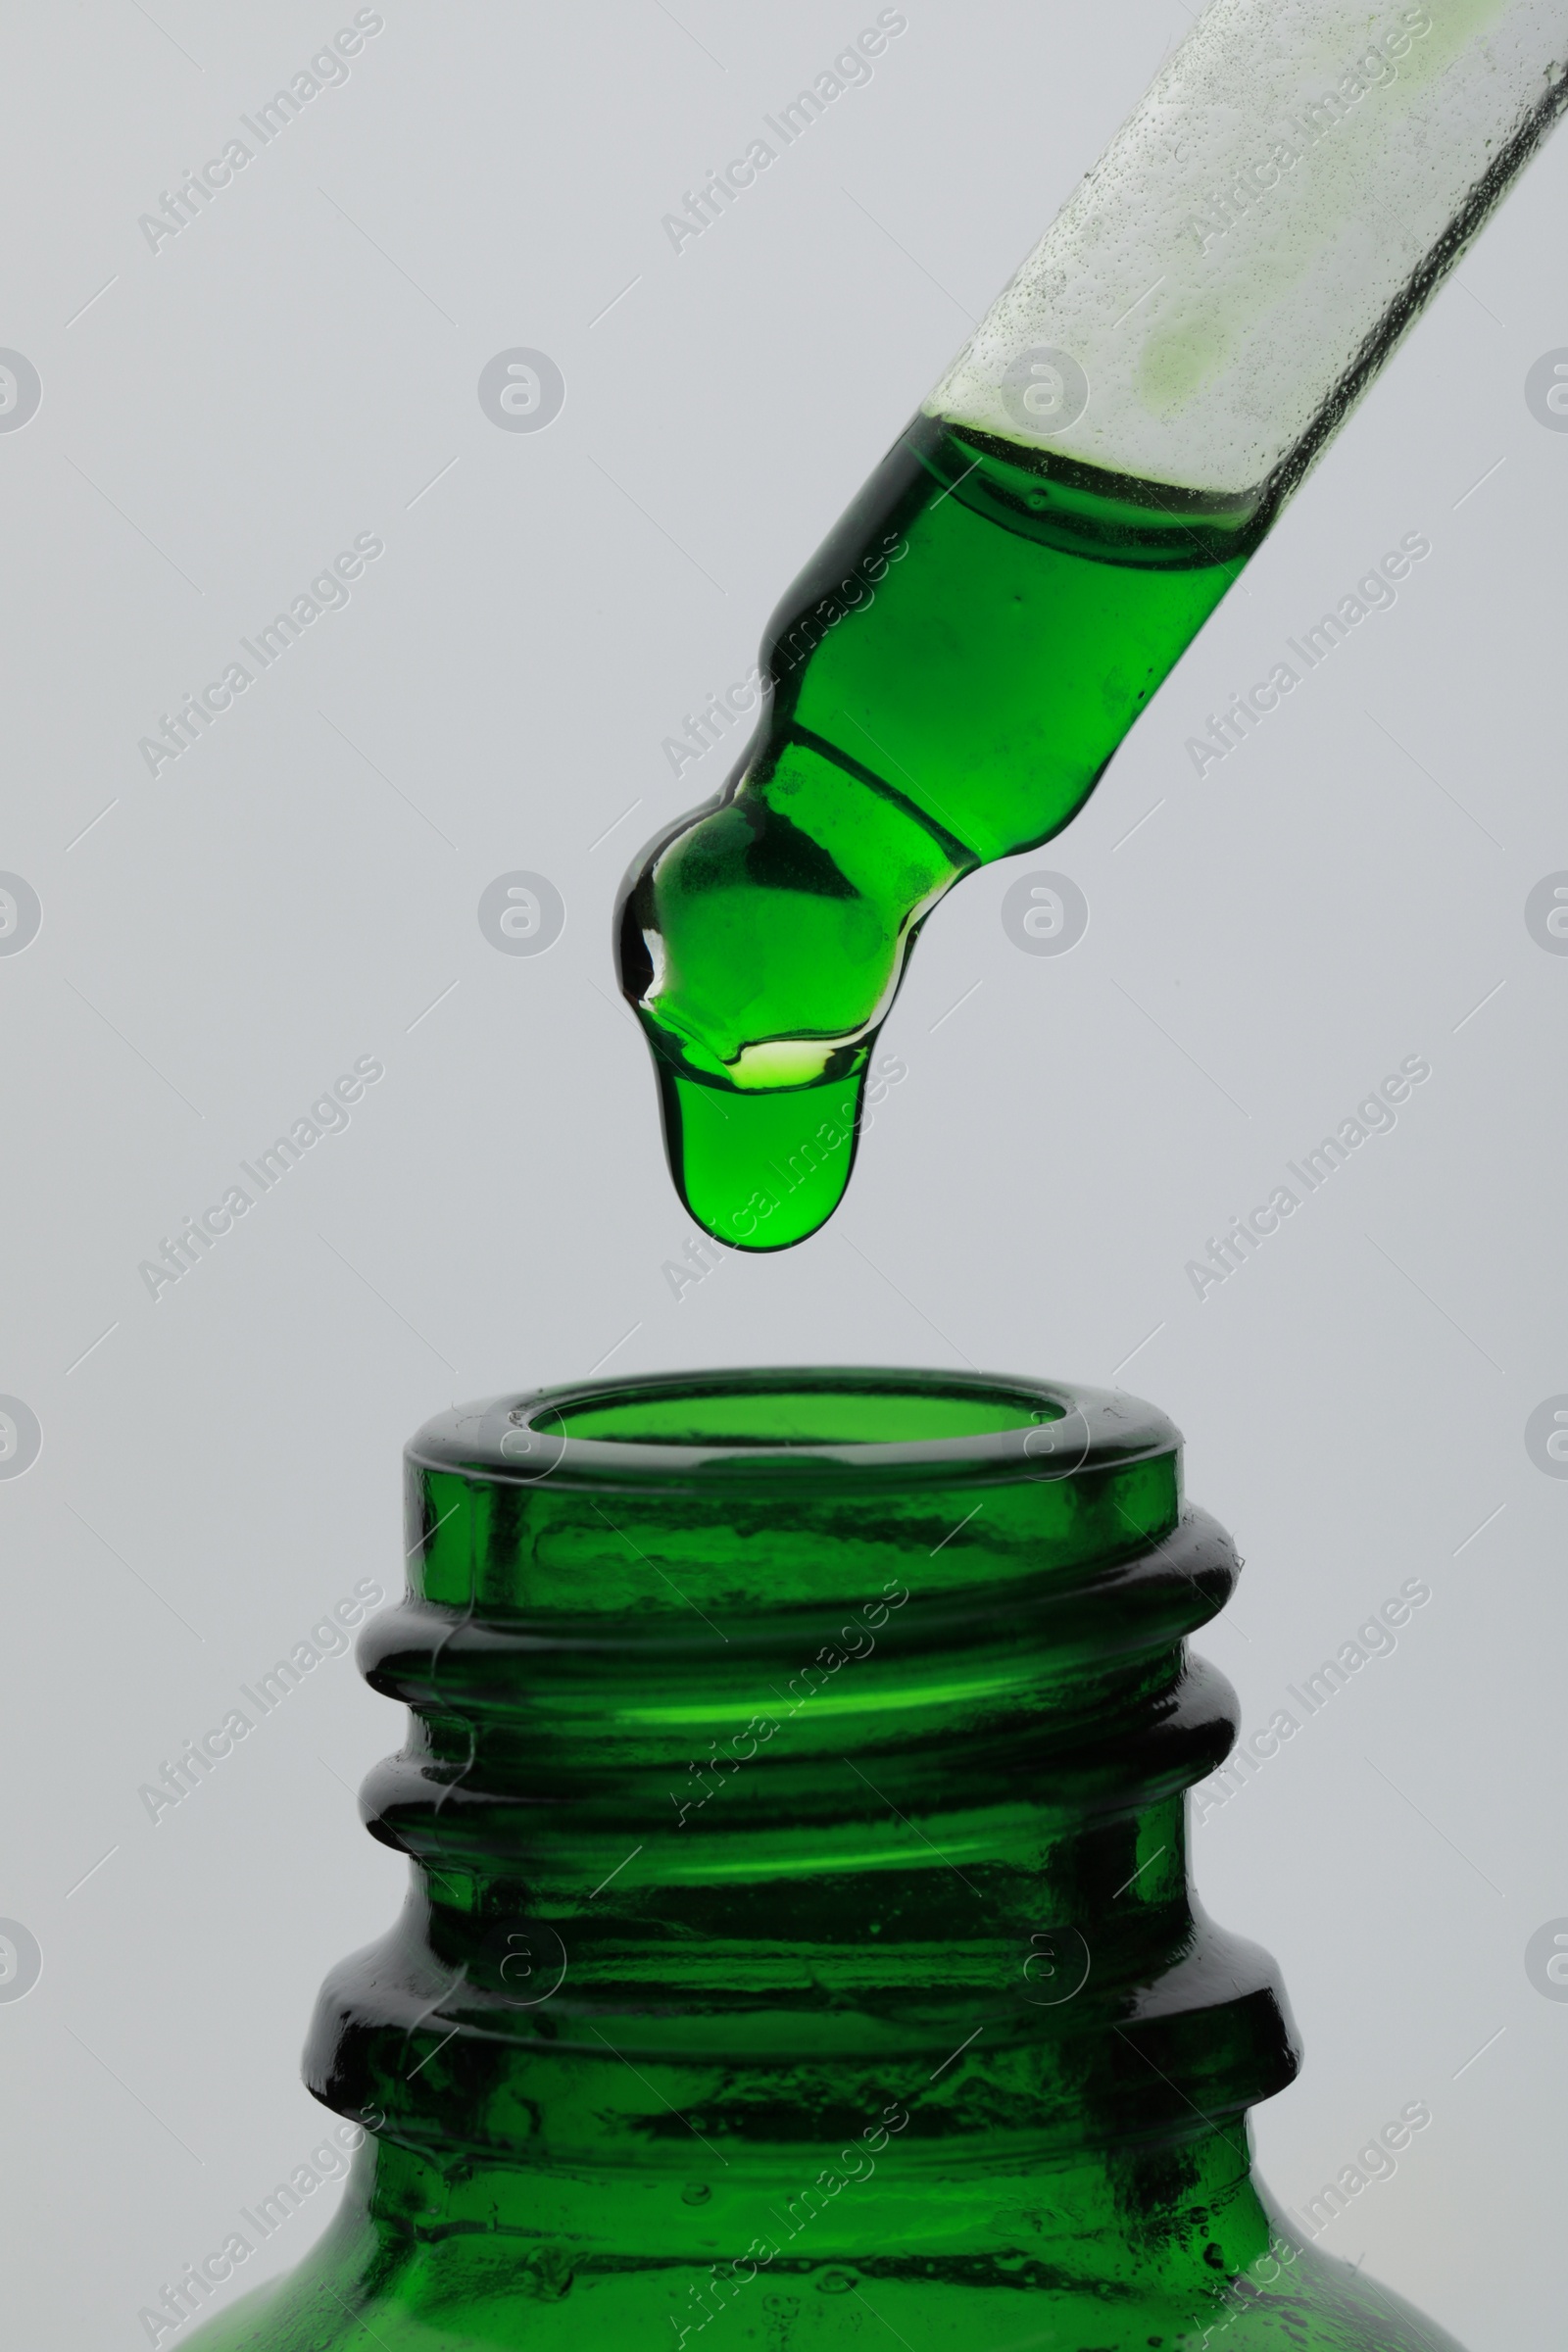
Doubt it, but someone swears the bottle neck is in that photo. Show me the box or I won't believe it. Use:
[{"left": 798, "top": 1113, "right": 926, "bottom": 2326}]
[
  {"left": 186, "top": 1384, "right": 1480, "bottom": 2352},
  {"left": 302, "top": 1375, "right": 1298, "bottom": 2281},
  {"left": 308, "top": 1582, "right": 1296, "bottom": 2172}
]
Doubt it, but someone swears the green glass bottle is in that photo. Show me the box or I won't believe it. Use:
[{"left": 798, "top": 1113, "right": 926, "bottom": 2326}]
[
  {"left": 617, "top": 0, "right": 1568, "bottom": 1249},
  {"left": 180, "top": 1368, "right": 1464, "bottom": 2351}
]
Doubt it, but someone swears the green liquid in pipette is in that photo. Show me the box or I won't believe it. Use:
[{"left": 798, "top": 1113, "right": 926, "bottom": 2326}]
[{"left": 617, "top": 414, "right": 1266, "bottom": 1250}]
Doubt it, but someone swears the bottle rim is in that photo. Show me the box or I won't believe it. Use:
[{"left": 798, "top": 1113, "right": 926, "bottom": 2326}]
[{"left": 408, "top": 1367, "right": 1178, "bottom": 1491}]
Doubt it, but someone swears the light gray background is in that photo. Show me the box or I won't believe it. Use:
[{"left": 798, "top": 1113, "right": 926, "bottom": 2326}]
[{"left": 1, "top": 3, "right": 1563, "bottom": 2344}]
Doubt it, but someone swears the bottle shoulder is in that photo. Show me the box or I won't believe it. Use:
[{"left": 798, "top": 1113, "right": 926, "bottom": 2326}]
[{"left": 178, "top": 2205, "right": 1467, "bottom": 2352}]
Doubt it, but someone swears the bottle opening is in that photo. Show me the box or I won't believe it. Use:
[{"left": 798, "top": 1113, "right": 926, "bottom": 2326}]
[
  {"left": 416, "top": 1370, "right": 1178, "bottom": 1494},
  {"left": 550, "top": 1378, "right": 1059, "bottom": 1449}
]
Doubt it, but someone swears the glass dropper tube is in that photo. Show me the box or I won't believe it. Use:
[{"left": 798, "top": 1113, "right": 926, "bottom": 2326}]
[{"left": 616, "top": 0, "right": 1568, "bottom": 1253}]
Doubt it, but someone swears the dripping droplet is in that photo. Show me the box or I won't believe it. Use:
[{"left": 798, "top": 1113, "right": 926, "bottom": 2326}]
[{"left": 658, "top": 1062, "right": 867, "bottom": 1252}]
